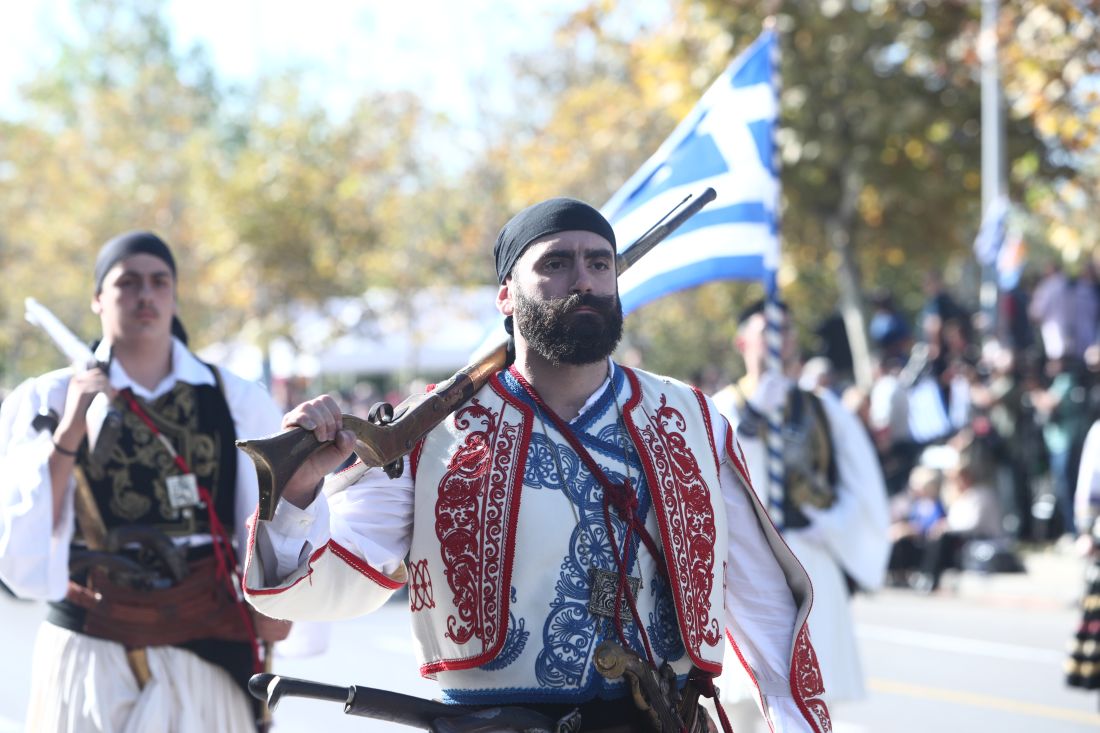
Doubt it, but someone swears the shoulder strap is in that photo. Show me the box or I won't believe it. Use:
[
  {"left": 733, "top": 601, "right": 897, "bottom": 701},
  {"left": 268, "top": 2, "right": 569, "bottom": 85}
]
[
  {"left": 802, "top": 390, "right": 837, "bottom": 485},
  {"left": 201, "top": 360, "right": 226, "bottom": 396}
]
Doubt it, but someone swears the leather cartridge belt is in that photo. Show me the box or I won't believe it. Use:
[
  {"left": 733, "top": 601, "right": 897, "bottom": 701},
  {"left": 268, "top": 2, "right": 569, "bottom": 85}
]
[{"left": 64, "top": 555, "right": 253, "bottom": 648}]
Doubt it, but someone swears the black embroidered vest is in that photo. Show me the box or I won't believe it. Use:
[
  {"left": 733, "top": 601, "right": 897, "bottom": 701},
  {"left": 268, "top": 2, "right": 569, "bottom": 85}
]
[
  {"left": 47, "top": 364, "right": 256, "bottom": 711},
  {"left": 77, "top": 369, "right": 237, "bottom": 538}
]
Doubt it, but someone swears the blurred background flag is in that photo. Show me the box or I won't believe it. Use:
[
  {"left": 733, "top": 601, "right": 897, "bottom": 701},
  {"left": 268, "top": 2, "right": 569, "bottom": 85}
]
[
  {"left": 973, "top": 193, "right": 1009, "bottom": 268},
  {"left": 602, "top": 30, "right": 779, "bottom": 315},
  {"left": 996, "top": 221, "right": 1027, "bottom": 290}
]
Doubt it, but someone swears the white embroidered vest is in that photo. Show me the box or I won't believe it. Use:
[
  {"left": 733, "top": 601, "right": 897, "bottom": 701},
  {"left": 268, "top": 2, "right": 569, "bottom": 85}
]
[{"left": 405, "top": 365, "right": 727, "bottom": 703}]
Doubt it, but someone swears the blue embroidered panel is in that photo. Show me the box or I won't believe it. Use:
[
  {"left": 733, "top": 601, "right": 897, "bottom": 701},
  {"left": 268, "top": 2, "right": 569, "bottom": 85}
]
[
  {"left": 480, "top": 587, "right": 529, "bottom": 671},
  {"left": 444, "top": 366, "right": 681, "bottom": 703}
]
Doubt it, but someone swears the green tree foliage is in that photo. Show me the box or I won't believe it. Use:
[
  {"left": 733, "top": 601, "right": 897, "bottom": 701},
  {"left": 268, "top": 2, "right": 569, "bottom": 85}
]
[{"left": 0, "top": 0, "right": 466, "bottom": 385}]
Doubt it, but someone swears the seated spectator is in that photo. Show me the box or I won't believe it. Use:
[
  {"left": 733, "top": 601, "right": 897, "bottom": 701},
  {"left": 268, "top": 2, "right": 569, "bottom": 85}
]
[
  {"left": 887, "top": 465, "right": 946, "bottom": 585},
  {"left": 911, "top": 441, "right": 1004, "bottom": 593}
]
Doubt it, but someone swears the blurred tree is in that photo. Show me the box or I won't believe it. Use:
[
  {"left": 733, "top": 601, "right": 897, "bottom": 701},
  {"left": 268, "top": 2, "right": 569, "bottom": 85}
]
[
  {"left": 0, "top": 0, "right": 477, "bottom": 386},
  {"left": 0, "top": 0, "right": 221, "bottom": 383},
  {"left": 996, "top": 2, "right": 1100, "bottom": 270},
  {"left": 488, "top": 0, "right": 1086, "bottom": 385},
  {"left": 3, "top": 0, "right": 1096, "bottom": 395}
]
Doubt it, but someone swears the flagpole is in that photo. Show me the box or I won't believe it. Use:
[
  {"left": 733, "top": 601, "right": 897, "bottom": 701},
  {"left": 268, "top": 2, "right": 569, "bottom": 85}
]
[{"left": 762, "top": 14, "right": 787, "bottom": 529}]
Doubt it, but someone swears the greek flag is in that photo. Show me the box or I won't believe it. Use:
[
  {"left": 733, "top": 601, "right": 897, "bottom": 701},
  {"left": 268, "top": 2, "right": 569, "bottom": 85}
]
[{"left": 603, "top": 31, "right": 779, "bottom": 314}]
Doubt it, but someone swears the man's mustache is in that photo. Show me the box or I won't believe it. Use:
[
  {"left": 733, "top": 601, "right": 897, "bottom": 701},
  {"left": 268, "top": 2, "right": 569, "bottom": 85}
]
[{"left": 548, "top": 292, "right": 619, "bottom": 316}]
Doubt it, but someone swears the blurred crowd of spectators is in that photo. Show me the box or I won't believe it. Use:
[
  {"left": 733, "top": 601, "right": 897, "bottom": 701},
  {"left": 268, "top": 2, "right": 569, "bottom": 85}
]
[{"left": 807, "top": 260, "right": 1099, "bottom": 592}]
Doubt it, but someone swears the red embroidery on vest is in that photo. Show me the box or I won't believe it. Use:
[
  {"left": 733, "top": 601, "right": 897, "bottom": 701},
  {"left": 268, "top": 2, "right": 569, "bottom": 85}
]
[
  {"left": 435, "top": 398, "right": 519, "bottom": 647},
  {"left": 409, "top": 559, "right": 436, "bottom": 612},
  {"left": 723, "top": 420, "right": 755, "bottom": 493},
  {"left": 793, "top": 625, "right": 832, "bottom": 732},
  {"left": 638, "top": 394, "right": 722, "bottom": 654}
]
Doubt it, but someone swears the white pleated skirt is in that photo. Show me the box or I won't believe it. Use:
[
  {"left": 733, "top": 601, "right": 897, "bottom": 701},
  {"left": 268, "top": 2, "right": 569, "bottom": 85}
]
[
  {"left": 24, "top": 622, "right": 255, "bottom": 733},
  {"left": 716, "top": 533, "right": 866, "bottom": 709}
]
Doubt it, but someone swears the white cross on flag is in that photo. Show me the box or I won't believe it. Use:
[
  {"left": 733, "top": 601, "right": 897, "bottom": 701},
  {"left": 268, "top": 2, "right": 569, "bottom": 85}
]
[{"left": 603, "top": 30, "right": 780, "bottom": 314}]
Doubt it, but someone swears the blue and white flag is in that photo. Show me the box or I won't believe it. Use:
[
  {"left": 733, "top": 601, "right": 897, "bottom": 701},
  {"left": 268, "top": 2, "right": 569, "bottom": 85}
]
[
  {"left": 973, "top": 194, "right": 1009, "bottom": 268},
  {"left": 603, "top": 31, "right": 779, "bottom": 314}
]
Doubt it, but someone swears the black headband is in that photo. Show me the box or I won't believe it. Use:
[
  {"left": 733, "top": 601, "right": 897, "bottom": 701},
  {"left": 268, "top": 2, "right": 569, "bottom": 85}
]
[
  {"left": 94, "top": 231, "right": 176, "bottom": 293},
  {"left": 493, "top": 198, "right": 616, "bottom": 284},
  {"left": 737, "top": 298, "right": 789, "bottom": 326}
]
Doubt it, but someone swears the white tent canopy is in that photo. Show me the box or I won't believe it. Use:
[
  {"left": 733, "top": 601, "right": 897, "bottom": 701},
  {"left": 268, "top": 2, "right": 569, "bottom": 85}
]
[{"left": 199, "top": 287, "right": 502, "bottom": 382}]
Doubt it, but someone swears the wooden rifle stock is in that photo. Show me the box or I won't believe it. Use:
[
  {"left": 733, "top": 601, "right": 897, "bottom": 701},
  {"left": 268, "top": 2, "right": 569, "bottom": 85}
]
[
  {"left": 240, "top": 342, "right": 509, "bottom": 521},
  {"left": 239, "top": 187, "right": 717, "bottom": 521}
]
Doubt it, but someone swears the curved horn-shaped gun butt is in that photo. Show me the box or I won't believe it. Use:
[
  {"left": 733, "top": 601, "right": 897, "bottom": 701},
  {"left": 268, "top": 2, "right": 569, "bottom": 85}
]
[
  {"left": 248, "top": 673, "right": 352, "bottom": 713},
  {"left": 238, "top": 343, "right": 511, "bottom": 522},
  {"left": 237, "top": 415, "right": 398, "bottom": 522}
]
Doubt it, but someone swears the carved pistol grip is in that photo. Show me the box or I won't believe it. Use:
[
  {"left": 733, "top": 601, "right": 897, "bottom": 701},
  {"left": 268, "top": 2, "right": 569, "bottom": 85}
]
[{"left": 594, "top": 640, "right": 685, "bottom": 733}]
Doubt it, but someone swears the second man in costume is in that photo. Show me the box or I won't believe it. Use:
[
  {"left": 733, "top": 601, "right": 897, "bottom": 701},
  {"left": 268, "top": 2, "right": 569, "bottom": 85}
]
[{"left": 712, "top": 300, "right": 890, "bottom": 729}]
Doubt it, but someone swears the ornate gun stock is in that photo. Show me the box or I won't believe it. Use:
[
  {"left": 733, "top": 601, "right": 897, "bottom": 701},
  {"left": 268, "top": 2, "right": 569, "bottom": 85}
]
[{"left": 238, "top": 342, "right": 509, "bottom": 521}]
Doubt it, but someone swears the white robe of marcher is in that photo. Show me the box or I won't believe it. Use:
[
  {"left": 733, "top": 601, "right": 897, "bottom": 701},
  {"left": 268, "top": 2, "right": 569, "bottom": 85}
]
[
  {"left": 712, "top": 383, "right": 890, "bottom": 706},
  {"left": 0, "top": 338, "right": 284, "bottom": 733},
  {"left": 245, "top": 362, "right": 833, "bottom": 732}
]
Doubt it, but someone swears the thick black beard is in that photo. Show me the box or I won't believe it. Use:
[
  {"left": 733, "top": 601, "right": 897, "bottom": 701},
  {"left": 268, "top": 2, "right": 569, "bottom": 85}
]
[{"left": 513, "top": 289, "right": 624, "bottom": 366}]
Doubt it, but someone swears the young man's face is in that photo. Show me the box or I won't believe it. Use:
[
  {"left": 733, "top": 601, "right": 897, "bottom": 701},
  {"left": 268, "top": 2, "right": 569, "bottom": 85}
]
[
  {"left": 92, "top": 253, "right": 177, "bottom": 345},
  {"left": 497, "top": 230, "right": 623, "bottom": 365}
]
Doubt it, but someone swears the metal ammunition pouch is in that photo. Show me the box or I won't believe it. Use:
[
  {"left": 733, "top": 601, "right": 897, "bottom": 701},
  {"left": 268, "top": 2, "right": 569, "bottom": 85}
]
[{"left": 780, "top": 388, "right": 838, "bottom": 513}]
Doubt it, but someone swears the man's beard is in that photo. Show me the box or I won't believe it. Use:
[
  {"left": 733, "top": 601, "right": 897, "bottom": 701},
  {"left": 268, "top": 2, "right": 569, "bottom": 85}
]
[{"left": 513, "top": 289, "right": 624, "bottom": 366}]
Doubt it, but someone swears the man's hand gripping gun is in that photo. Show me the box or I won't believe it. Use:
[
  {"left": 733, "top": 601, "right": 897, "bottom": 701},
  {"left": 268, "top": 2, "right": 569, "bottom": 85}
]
[
  {"left": 239, "top": 187, "right": 718, "bottom": 521},
  {"left": 24, "top": 297, "right": 124, "bottom": 470}
]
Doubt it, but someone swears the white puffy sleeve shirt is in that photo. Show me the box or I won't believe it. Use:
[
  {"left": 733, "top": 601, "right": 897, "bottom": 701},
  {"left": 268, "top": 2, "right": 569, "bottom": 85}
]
[{"left": 0, "top": 338, "right": 282, "bottom": 601}]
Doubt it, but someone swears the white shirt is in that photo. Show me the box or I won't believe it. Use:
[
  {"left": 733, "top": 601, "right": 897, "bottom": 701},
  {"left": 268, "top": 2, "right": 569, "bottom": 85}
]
[{"left": 0, "top": 338, "right": 282, "bottom": 600}]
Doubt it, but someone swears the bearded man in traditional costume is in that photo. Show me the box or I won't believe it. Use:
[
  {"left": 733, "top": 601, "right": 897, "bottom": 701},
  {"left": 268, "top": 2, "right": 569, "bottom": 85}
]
[{"left": 243, "top": 199, "right": 832, "bottom": 732}]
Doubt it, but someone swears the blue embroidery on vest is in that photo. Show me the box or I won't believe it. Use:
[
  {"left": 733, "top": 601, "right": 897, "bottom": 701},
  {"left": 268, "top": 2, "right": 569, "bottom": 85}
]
[
  {"left": 480, "top": 586, "right": 529, "bottom": 671},
  {"left": 647, "top": 573, "right": 686, "bottom": 663},
  {"left": 499, "top": 366, "right": 681, "bottom": 693}
]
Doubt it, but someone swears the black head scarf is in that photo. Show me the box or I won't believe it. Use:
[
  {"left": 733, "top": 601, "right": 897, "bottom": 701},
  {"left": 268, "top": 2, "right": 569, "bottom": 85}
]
[
  {"left": 493, "top": 198, "right": 616, "bottom": 284},
  {"left": 93, "top": 231, "right": 188, "bottom": 345}
]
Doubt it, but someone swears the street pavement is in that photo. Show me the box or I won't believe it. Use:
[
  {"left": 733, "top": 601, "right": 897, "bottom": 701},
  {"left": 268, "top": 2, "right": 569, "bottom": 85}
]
[
  {"left": 1, "top": 547, "right": 1097, "bottom": 732},
  {"left": 835, "top": 547, "right": 1100, "bottom": 733}
]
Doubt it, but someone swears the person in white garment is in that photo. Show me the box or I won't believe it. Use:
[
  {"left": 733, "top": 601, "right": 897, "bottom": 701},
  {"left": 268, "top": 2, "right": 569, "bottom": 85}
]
[
  {"left": 711, "top": 299, "right": 890, "bottom": 731},
  {"left": 243, "top": 198, "right": 833, "bottom": 733},
  {"left": 0, "top": 231, "right": 289, "bottom": 733}
]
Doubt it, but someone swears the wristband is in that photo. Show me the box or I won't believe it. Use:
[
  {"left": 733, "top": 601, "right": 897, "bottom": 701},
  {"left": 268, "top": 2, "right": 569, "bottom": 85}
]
[{"left": 52, "top": 441, "right": 79, "bottom": 457}]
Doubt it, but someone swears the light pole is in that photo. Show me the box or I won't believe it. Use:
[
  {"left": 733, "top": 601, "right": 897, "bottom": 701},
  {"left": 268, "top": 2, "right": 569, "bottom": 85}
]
[{"left": 980, "top": 0, "right": 1007, "bottom": 334}]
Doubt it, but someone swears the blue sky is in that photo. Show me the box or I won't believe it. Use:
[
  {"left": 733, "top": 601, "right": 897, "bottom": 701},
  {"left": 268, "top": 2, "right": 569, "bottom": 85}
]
[{"left": 0, "top": 0, "right": 598, "bottom": 122}]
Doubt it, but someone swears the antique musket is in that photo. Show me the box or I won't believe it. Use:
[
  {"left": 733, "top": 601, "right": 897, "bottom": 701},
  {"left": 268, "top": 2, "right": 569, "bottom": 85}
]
[{"left": 240, "top": 187, "right": 718, "bottom": 521}]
